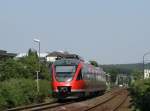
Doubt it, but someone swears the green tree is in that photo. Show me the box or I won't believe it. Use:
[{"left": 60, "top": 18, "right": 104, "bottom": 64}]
[
  {"left": 19, "top": 49, "right": 39, "bottom": 79},
  {"left": 130, "top": 78, "right": 150, "bottom": 111},
  {"left": 19, "top": 48, "right": 50, "bottom": 80},
  {"left": 89, "top": 60, "right": 99, "bottom": 67},
  {"left": 0, "top": 48, "right": 50, "bottom": 80},
  {"left": 131, "top": 69, "right": 142, "bottom": 81},
  {"left": 0, "top": 59, "right": 30, "bottom": 81},
  {"left": 108, "top": 69, "right": 119, "bottom": 83}
]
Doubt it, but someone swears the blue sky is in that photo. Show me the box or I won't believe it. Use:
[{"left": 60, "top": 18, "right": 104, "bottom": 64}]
[{"left": 0, "top": 0, "right": 150, "bottom": 64}]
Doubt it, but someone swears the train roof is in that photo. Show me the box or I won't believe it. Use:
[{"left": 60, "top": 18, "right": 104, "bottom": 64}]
[{"left": 54, "top": 59, "right": 81, "bottom": 66}]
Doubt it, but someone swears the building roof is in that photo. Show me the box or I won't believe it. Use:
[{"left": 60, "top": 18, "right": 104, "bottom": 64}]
[
  {"left": 47, "top": 51, "right": 84, "bottom": 61},
  {"left": 16, "top": 53, "right": 48, "bottom": 58},
  {"left": 46, "top": 51, "right": 68, "bottom": 57},
  {"left": 0, "top": 50, "right": 16, "bottom": 58}
]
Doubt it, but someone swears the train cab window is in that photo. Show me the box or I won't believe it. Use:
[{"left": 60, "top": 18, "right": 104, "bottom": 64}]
[
  {"left": 76, "top": 69, "right": 82, "bottom": 80},
  {"left": 55, "top": 65, "right": 76, "bottom": 82}
]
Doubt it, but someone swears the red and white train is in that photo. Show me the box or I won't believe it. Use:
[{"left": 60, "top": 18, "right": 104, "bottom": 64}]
[{"left": 51, "top": 58, "right": 108, "bottom": 99}]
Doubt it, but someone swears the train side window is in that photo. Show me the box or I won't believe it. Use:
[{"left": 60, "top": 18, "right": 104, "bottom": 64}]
[{"left": 76, "top": 69, "right": 82, "bottom": 80}]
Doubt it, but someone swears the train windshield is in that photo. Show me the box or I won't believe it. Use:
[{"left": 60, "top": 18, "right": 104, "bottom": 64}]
[{"left": 55, "top": 65, "right": 76, "bottom": 82}]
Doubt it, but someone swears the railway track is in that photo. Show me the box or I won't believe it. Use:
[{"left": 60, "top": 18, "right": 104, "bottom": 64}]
[
  {"left": 7, "top": 100, "right": 74, "bottom": 111},
  {"left": 7, "top": 101, "right": 56, "bottom": 111},
  {"left": 82, "top": 89, "right": 128, "bottom": 111},
  {"left": 112, "top": 95, "right": 129, "bottom": 111}
]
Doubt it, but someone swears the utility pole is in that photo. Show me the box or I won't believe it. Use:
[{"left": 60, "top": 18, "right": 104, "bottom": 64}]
[{"left": 34, "top": 38, "right": 40, "bottom": 93}]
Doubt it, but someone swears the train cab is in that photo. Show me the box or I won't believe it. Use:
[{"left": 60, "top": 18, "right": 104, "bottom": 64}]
[{"left": 51, "top": 59, "right": 85, "bottom": 99}]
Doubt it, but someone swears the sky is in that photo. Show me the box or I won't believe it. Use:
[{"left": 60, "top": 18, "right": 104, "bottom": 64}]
[{"left": 0, "top": 0, "right": 150, "bottom": 64}]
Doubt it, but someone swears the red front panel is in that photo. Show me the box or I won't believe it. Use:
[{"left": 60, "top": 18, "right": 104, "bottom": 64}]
[{"left": 51, "top": 63, "right": 86, "bottom": 92}]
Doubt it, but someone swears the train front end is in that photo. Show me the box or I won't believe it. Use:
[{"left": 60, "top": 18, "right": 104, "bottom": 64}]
[{"left": 51, "top": 59, "right": 85, "bottom": 99}]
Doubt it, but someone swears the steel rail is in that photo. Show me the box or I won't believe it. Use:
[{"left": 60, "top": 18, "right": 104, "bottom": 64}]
[
  {"left": 29, "top": 101, "right": 75, "bottom": 111},
  {"left": 83, "top": 89, "right": 125, "bottom": 111},
  {"left": 7, "top": 101, "right": 57, "bottom": 111},
  {"left": 112, "top": 95, "right": 128, "bottom": 111},
  {"left": 7, "top": 100, "right": 76, "bottom": 111}
]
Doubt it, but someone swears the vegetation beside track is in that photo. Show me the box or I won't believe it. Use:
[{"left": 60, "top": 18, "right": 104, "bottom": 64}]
[
  {"left": 0, "top": 79, "right": 51, "bottom": 110},
  {"left": 102, "top": 63, "right": 150, "bottom": 111},
  {"left": 130, "top": 78, "right": 150, "bottom": 111},
  {"left": 0, "top": 49, "right": 52, "bottom": 110}
]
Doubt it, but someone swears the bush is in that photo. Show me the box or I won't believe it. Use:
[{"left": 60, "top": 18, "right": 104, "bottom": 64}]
[
  {"left": 0, "top": 78, "right": 51, "bottom": 110},
  {"left": 130, "top": 78, "right": 150, "bottom": 111},
  {"left": 0, "top": 59, "right": 31, "bottom": 81},
  {"left": 37, "top": 80, "right": 52, "bottom": 102},
  {"left": 0, "top": 51, "right": 51, "bottom": 81}
]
